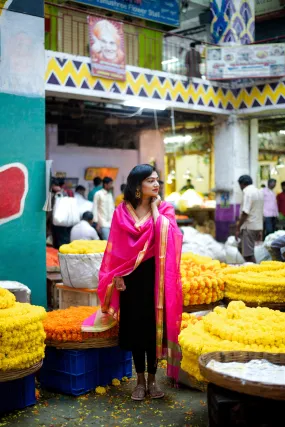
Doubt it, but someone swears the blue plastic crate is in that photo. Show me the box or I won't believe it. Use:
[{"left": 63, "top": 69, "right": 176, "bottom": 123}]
[
  {"left": 39, "top": 346, "right": 132, "bottom": 396},
  {"left": 0, "top": 374, "right": 36, "bottom": 414}
]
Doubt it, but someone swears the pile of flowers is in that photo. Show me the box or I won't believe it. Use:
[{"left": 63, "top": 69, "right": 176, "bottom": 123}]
[
  {"left": 59, "top": 240, "right": 107, "bottom": 255},
  {"left": 46, "top": 247, "right": 59, "bottom": 268},
  {"left": 180, "top": 313, "right": 203, "bottom": 331},
  {"left": 44, "top": 306, "right": 118, "bottom": 342},
  {"left": 0, "top": 288, "right": 46, "bottom": 371},
  {"left": 179, "top": 301, "right": 285, "bottom": 382},
  {"left": 223, "top": 261, "right": 285, "bottom": 304},
  {"left": 181, "top": 253, "right": 225, "bottom": 306}
]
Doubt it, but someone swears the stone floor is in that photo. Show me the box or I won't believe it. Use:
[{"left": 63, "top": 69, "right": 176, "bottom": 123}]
[{"left": 0, "top": 366, "right": 208, "bottom": 427}]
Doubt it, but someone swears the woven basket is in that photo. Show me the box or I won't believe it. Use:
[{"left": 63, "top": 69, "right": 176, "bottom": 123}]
[
  {"left": 199, "top": 351, "right": 285, "bottom": 400},
  {"left": 224, "top": 298, "right": 285, "bottom": 311},
  {"left": 0, "top": 360, "right": 43, "bottom": 383},
  {"left": 46, "top": 336, "right": 119, "bottom": 349}
]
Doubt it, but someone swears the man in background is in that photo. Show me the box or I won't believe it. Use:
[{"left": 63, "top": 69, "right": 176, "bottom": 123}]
[
  {"left": 115, "top": 183, "right": 126, "bottom": 207},
  {"left": 74, "top": 185, "right": 93, "bottom": 218},
  {"left": 180, "top": 178, "right": 195, "bottom": 193},
  {"left": 277, "top": 181, "right": 285, "bottom": 220},
  {"left": 93, "top": 177, "right": 115, "bottom": 240},
  {"left": 263, "top": 178, "right": 278, "bottom": 237},
  {"left": 185, "top": 42, "right": 201, "bottom": 78},
  {"left": 236, "top": 175, "right": 263, "bottom": 263},
  {"left": 71, "top": 211, "right": 99, "bottom": 241},
  {"left": 88, "top": 176, "right": 102, "bottom": 202}
]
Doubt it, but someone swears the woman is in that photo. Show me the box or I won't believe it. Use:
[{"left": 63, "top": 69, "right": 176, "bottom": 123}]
[{"left": 83, "top": 164, "right": 182, "bottom": 400}]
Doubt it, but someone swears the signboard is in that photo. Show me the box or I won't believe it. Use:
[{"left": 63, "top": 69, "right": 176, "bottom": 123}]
[
  {"left": 256, "top": 0, "right": 285, "bottom": 16},
  {"left": 85, "top": 167, "right": 118, "bottom": 181},
  {"left": 88, "top": 16, "right": 126, "bottom": 81},
  {"left": 206, "top": 44, "right": 285, "bottom": 80},
  {"left": 74, "top": 0, "right": 180, "bottom": 27}
]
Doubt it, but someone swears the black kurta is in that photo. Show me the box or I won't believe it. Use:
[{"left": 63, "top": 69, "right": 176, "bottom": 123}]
[{"left": 119, "top": 257, "right": 156, "bottom": 351}]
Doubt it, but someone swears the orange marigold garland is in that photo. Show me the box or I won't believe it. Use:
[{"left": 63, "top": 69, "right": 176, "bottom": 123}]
[{"left": 44, "top": 306, "right": 118, "bottom": 342}]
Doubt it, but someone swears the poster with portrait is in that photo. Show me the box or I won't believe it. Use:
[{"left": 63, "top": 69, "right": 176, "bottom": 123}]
[{"left": 88, "top": 16, "right": 126, "bottom": 81}]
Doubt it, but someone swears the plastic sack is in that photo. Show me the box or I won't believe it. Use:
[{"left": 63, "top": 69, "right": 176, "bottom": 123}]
[
  {"left": 53, "top": 195, "right": 80, "bottom": 227},
  {"left": 254, "top": 245, "right": 271, "bottom": 264},
  {"left": 0, "top": 281, "right": 31, "bottom": 303},
  {"left": 59, "top": 252, "right": 104, "bottom": 289}
]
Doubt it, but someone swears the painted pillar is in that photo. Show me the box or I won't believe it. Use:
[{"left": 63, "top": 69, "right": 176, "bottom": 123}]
[
  {"left": 214, "top": 115, "right": 258, "bottom": 241},
  {"left": 139, "top": 130, "right": 165, "bottom": 181},
  {"left": 210, "top": 0, "right": 255, "bottom": 44},
  {"left": 0, "top": 0, "right": 46, "bottom": 306}
]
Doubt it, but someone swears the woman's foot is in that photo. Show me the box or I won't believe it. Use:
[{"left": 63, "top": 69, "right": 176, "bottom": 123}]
[
  {"left": 148, "top": 381, "right": 165, "bottom": 399},
  {"left": 131, "top": 384, "right": 147, "bottom": 401}
]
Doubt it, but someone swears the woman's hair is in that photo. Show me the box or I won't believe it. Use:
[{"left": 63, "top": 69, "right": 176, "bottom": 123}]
[{"left": 124, "top": 164, "right": 156, "bottom": 208}]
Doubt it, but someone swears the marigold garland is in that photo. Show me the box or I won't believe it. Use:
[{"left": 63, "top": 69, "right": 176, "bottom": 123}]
[
  {"left": 0, "top": 288, "right": 16, "bottom": 309},
  {"left": 0, "top": 289, "right": 46, "bottom": 371},
  {"left": 59, "top": 240, "right": 107, "bottom": 254},
  {"left": 179, "top": 301, "right": 285, "bottom": 382},
  {"left": 43, "top": 306, "right": 118, "bottom": 342},
  {"left": 223, "top": 261, "right": 285, "bottom": 304},
  {"left": 181, "top": 253, "right": 225, "bottom": 306}
]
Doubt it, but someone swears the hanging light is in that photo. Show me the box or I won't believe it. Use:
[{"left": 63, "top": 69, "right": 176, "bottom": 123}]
[
  {"left": 166, "top": 174, "right": 173, "bottom": 184},
  {"left": 276, "top": 158, "right": 285, "bottom": 169},
  {"left": 196, "top": 173, "right": 205, "bottom": 182},
  {"left": 164, "top": 135, "right": 192, "bottom": 144},
  {"left": 183, "top": 169, "right": 192, "bottom": 179},
  {"left": 271, "top": 166, "right": 278, "bottom": 176}
]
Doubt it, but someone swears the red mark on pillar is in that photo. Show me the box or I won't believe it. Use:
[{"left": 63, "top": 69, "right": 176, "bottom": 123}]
[{"left": 0, "top": 163, "right": 28, "bottom": 225}]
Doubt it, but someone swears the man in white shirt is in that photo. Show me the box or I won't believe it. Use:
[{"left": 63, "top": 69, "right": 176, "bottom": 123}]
[
  {"left": 236, "top": 175, "right": 264, "bottom": 263},
  {"left": 93, "top": 177, "right": 115, "bottom": 241},
  {"left": 74, "top": 185, "right": 93, "bottom": 218},
  {"left": 70, "top": 211, "right": 99, "bottom": 241}
]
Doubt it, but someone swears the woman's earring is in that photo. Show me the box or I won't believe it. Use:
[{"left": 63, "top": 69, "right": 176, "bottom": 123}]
[{"left": 135, "top": 188, "right": 141, "bottom": 199}]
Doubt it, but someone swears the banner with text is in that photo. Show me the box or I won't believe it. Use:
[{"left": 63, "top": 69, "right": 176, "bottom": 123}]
[
  {"left": 88, "top": 16, "right": 126, "bottom": 81},
  {"left": 75, "top": 0, "right": 179, "bottom": 27},
  {"left": 206, "top": 44, "right": 285, "bottom": 80}
]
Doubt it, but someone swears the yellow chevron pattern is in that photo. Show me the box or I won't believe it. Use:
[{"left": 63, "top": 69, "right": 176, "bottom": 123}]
[{"left": 45, "top": 52, "right": 285, "bottom": 114}]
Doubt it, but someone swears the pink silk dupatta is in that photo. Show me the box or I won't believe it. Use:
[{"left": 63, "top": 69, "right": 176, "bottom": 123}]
[{"left": 82, "top": 201, "right": 183, "bottom": 379}]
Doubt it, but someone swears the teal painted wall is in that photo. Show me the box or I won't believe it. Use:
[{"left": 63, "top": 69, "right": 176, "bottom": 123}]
[{"left": 0, "top": 94, "right": 46, "bottom": 307}]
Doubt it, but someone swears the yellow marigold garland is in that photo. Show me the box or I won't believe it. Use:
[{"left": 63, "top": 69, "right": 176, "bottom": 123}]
[
  {"left": 223, "top": 261, "right": 285, "bottom": 304},
  {"left": 0, "top": 290, "right": 46, "bottom": 371},
  {"left": 179, "top": 301, "right": 285, "bottom": 382},
  {"left": 0, "top": 288, "right": 16, "bottom": 309}
]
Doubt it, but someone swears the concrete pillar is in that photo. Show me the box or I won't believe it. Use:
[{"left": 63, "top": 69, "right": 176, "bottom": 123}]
[
  {"left": 210, "top": 0, "right": 255, "bottom": 44},
  {"left": 214, "top": 115, "right": 258, "bottom": 241},
  {"left": 0, "top": 1, "right": 46, "bottom": 306},
  {"left": 139, "top": 130, "right": 165, "bottom": 182}
]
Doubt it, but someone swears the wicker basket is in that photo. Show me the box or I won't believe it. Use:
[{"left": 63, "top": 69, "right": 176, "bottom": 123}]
[
  {"left": 0, "top": 360, "right": 43, "bottom": 383},
  {"left": 199, "top": 351, "right": 285, "bottom": 400},
  {"left": 224, "top": 298, "right": 285, "bottom": 311},
  {"left": 46, "top": 336, "right": 119, "bottom": 349}
]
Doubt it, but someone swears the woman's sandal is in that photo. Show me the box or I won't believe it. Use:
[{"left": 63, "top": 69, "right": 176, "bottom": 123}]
[
  {"left": 148, "top": 382, "right": 165, "bottom": 399},
  {"left": 131, "top": 384, "right": 147, "bottom": 401}
]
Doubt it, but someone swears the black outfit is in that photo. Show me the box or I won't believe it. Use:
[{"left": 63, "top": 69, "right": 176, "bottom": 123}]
[
  {"left": 119, "top": 257, "right": 157, "bottom": 374},
  {"left": 264, "top": 216, "right": 277, "bottom": 237}
]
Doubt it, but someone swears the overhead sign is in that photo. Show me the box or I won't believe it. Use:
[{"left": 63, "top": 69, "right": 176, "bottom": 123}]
[
  {"left": 206, "top": 43, "right": 285, "bottom": 80},
  {"left": 256, "top": 0, "right": 284, "bottom": 16},
  {"left": 73, "top": 0, "right": 180, "bottom": 27},
  {"left": 88, "top": 16, "right": 126, "bottom": 81}
]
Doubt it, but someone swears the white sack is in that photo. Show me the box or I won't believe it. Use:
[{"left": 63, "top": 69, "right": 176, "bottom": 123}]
[{"left": 59, "top": 252, "right": 104, "bottom": 289}]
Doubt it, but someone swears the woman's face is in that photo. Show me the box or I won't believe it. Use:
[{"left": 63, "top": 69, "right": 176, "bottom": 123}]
[{"left": 141, "top": 171, "right": 160, "bottom": 199}]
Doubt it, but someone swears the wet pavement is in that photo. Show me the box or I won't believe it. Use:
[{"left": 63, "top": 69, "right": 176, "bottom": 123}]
[{"left": 0, "top": 365, "right": 208, "bottom": 427}]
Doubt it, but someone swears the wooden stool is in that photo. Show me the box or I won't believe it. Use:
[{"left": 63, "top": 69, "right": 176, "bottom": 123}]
[
  {"left": 47, "top": 272, "right": 62, "bottom": 309},
  {"left": 55, "top": 284, "right": 99, "bottom": 309}
]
